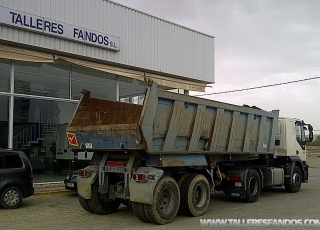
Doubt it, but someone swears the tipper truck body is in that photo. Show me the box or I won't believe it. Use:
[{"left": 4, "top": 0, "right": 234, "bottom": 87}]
[{"left": 66, "top": 81, "right": 313, "bottom": 224}]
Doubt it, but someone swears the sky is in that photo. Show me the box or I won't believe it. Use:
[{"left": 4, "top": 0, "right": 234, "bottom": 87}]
[{"left": 114, "top": 0, "right": 320, "bottom": 134}]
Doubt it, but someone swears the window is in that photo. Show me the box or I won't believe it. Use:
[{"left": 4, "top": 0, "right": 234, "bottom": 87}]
[
  {"left": 3, "top": 152, "right": 23, "bottom": 169},
  {"left": 2, "top": 55, "right": 183, "bottom": 171},
  {"left": 295, "top": 121, "right": 305, "bottom": 147},
  {"left": 72, "top": 65, "right": 116, "bottom": 100},
  {"left": 12, "top": 98, "right": 77, "bottom": 152},
  {"left": 0, "top": 154, "right": 4, "bottom": 169},
  {"left": 295, "top": 124, "right": 302, "bottom": 142},
  {"left": 0, "top": 58, "right": 10, "bottom": 93},
  {"left": 15, "top": 60, "right": 70, "bottom": 99},
  {"left": 0, "top": 96, "right": 9, "bottom": 148}
]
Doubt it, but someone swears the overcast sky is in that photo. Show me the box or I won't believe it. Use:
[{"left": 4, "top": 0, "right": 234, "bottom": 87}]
[{"left": 115, "top": 0, "right": 320, "bottom": 133}]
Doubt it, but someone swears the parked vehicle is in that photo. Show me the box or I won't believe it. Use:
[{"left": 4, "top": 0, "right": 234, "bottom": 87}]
[
  {"left": 0, "top": 149, "right": 34, "bottom": 209},
  {"left": 64, "top": 170, "right": 78, "bottom": 193},
  {"left": 66, "top": 81, "right": 313, "bottom": 224},
  {"left": 55, "top": 125, "right": 94, "bottom": 172}
]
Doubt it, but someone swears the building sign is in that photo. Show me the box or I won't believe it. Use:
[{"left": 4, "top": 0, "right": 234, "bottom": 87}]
[{"left": 0, "top": 6, "right": 120, "bottom": 51}]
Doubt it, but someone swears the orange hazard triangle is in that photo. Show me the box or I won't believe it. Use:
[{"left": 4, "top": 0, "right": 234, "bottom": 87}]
[{"left": 66, "top": 132, "right": 78, "bottom": 146}]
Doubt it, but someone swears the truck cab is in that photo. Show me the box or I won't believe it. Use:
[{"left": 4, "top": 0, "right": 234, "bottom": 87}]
[{"left": 275, "top": 117, "right": 313, "bottom": 161}]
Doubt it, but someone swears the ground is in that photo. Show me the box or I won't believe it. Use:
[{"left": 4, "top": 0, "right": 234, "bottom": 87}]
[
  {"left": 307, "top": 145, "right": 320, "bottom": 168},
  {"left": 307, "top": 151, "right": 320, "bottom": 168}
]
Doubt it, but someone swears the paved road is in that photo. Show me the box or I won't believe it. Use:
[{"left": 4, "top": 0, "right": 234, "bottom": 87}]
[{"left": 2, "top": 168, "right": 320, "bottom": 230}]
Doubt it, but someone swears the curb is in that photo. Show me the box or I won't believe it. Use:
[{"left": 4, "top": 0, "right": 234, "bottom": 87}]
[
  {"left": 33, "top": 181, "right": 75, "bottom": 196},
  {"left": 34, "top": 181, "right": 65, "bottom": 189},
  {"left": 34, "top": 189, "right": 75, "bottom": 196}
]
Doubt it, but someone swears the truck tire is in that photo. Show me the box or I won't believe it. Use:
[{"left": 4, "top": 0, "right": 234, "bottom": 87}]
[
  {"left": 285, "top": 166, "right": 301, "bottom": 193},
  {"left": 177, "top": 173, "right": 190, "bottom": 188},
  {"left": 132, "top": 202, "right": 150, "bottom": 222},
  {"left": 87, "top": 181, "right": 121, "bottom": 215},
  {"left": 78, "top": 195, "right": 94, "bottom": 213},
  {"left": 144, "top": 176, "right": 180, "bottom": 224},
  {"left": 177, "top": 173, "right": 190, "bottom": 214},
  {"left": 0, "top": 186, "right": 22, "bottom": 209},
  {"left": 180, "top": 174, "right": 210, "bottom": 216},
  {"left": 245, "top": 169, "right": 261, "bottom": 203}
]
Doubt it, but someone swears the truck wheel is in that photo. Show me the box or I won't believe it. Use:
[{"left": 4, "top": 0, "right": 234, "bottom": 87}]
[
  {"left": 180, "top": 174, "right": 210, "bottom": 216},
  {"left": 245, "top": 169, "right": 261, "bottom": 203},
  {"left": 132, "top": 202, "right": 150, "bottom": 222},
  {"left": 87, "top": 181, "right": 121, "bottom": 215},
  {"left": 177, "top": 173, "right": 190, "bottom": 188},
  {"left": 78, "top": 195, "right": 94, "bottom": 213},
  {"left": 0, "top": 186, "right": 22, "bottom": 209},
  {"left": 285, "top": 166, "right": 302, "bottom": 193},
  {"left": 177, "top": 173, "right": 190, "bottom": 214},
  {"left": 144, "top": 176, "right": 180, "bottom": 224}
]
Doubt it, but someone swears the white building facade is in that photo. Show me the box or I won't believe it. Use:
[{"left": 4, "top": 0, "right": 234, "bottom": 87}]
[{"left": 0, "top": 0, "right": 214, "bottom": 170}]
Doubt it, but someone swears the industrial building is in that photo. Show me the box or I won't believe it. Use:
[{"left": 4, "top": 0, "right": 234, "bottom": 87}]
[{"left": 0, "top": 0, "right": 214, "bottom": 170}]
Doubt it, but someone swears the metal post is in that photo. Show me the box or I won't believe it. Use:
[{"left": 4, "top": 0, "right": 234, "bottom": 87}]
[
  {"left": 116, "top": 75, "right": 120, "bottom": 101},
  {"left": 8, "top": 60, "right": 14, "bottom": 149},
  {"left": 69, "top": 64, "right": 72, "bottom": 99}
]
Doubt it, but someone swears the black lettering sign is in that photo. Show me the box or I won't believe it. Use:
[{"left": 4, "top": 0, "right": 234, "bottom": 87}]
[
  {"left": 29, "top": 17, "right": 36, "bottom": 28},
  {"left": 15, "top": 13, "right": 23, "bottom": 25},
  {"left": 57, "top": 24, "right": 63, "bottom": 34},
  {"left": 36, "top": 18, "right": 42, "bottom": 30},
  {"left": 44, "top": 20, "right": 51, "bottom": 32}
]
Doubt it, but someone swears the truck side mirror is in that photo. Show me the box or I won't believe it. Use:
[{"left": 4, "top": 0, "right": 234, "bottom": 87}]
[
  {"left": 308, "top": 132, "right": 313, "bottom": 142},
  {"left": 304, "top": 124, "right": 313, "bottom": 142},
  {"left": 307, "top": 124, "right": 313, "bottom": 142}
]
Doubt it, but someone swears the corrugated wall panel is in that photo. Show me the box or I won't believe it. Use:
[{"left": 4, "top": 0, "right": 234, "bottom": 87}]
[{"left": 0, "top": 0, "right": 214, "bottom": 84}]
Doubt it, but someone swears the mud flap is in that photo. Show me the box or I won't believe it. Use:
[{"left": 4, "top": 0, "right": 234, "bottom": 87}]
[
  {"left": 77, "top": 165, "right": 99, "bottom": 199},
  {"left": 129, "top": 167, "right": 164, "bottom": 205},
  {"left": 225, "top": 169, "right": 248, "bottom": 199},
  {"left": 303, "top": 164, "right": 308, "bottom": 183}
]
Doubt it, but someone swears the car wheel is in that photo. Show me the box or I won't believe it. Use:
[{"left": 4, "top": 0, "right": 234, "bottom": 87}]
[{"left": 0, "top": 186, "right": 23, "bottom": 209}]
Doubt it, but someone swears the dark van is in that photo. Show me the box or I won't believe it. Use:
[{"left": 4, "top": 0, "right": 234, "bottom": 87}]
[{"left": 0, "top": 149, "right": 34, "bottom": 209}]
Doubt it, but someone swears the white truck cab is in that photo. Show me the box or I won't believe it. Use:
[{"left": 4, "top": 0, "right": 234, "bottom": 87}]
[{"left": 275, "top": 117, "right": 313, "bottom": 161}]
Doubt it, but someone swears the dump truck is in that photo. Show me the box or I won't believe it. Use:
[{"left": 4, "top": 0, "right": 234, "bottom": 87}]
[{"left": 66, "top": 81, "right": 313, "bottom": 224}]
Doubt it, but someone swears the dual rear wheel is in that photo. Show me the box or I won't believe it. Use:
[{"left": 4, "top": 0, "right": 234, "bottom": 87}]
[
  {"left": 79, "top": 167, "right": 302, "bottom": 224},
  {"left": 78, "top": 181, "right": 121, "bottom": 215},
  {"left": 179, "top": 174, "right": 210, "bottom": 216},
  {"left": 132, "top": 174, "right": 211, "bottom": 224}
]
